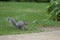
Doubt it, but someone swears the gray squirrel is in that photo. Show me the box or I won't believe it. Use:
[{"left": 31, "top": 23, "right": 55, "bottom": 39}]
[{"left": 7, "top": 17, "right": 27, "bottom": 30}]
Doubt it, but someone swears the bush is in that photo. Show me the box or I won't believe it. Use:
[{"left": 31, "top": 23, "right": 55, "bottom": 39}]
[
  {"left": 20, "top": 0, "right": 35, "bottom": 2},
  {"left": 48, "top": 0, "right": 60, "bottom": 21},
  {"left": 35, "top": 0, "right": 50, "bottom": 2},
  {"left": 0, "top": 0, "right": 50, "bottom": 2}
]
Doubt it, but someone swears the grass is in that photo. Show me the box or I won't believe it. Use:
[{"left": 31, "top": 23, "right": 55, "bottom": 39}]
[{"left": 0, "top": 2, "right": 60, "bottom": 35}]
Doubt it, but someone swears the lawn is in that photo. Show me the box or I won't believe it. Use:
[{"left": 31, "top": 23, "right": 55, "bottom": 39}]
[{"left": 0, "top": 2, "right": 60, "bottom": 35}]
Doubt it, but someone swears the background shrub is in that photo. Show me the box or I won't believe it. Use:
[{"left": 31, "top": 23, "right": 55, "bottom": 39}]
[{"left": 48, "top": 0, "right": 60, "bottom": 21}]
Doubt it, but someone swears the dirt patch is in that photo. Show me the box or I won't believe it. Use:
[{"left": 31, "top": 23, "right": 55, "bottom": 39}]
[
  {"left": 0, "top": 26, "right": 60, "bottom": 40},
  {"left": 39, "top": 26, "right": 60, "bottom": 32},
  {"left": 0, "top": 31, "right": 60, "bottom": 40}
]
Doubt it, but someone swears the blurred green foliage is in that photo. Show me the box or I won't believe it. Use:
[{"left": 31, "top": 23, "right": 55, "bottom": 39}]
[
  {"left": 48, "top": 0, "right": 60, "bottom": 21},
  {"left": 0, "top": 0, "right": 50, "bottom": 2}
]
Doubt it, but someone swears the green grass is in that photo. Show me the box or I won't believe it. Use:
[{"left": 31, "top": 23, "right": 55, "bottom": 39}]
[{"left": 0, "top": 2, "right": 60, "bottom": 35}]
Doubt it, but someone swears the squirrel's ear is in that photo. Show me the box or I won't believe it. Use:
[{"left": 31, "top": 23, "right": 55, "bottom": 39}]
[{"left": 23, "top": 21, "right": 27, "bottom": 25}]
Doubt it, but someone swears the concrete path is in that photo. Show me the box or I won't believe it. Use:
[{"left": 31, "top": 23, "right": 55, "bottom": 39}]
[{"left": 0, "top": 31, "right": 60, "bottom": 40}]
